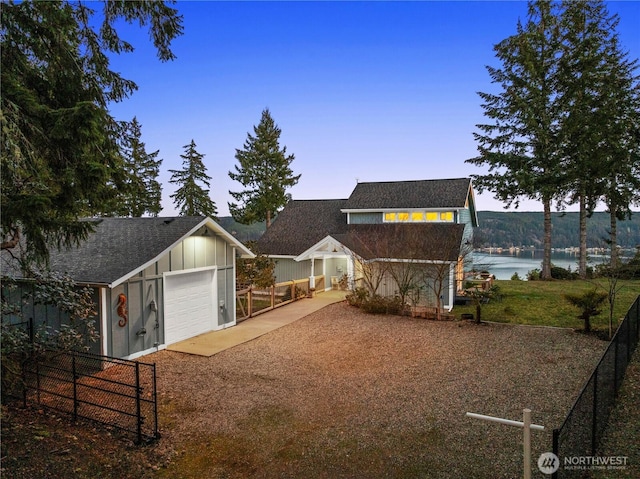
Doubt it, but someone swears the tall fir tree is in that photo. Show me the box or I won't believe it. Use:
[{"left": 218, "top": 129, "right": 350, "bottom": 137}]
[
  {"left": 1, "top": 1, "right": 182, "bottom": 264},
  {"left": 466, "top": 0, "right": 564, "bottom": 279},
  {"left": 169, "top": 140, "right": 218, "bottom": 219},
  {"left": 555, "top": 0, "right": 639, "bottom": 277},
  {"left": 115, "top": 117, "right": 163, "bottom": 217},
  {"left": 228, "top": 108, "right": 301, "bottom": 227}
]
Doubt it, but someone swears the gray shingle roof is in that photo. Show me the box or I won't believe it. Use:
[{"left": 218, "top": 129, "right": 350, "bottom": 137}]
[
  {"left": 333, "top": 224, "right": 466, "bottom": 261},
  {"left": 256, "top": 200, "right": 348, "bottom": 256},
  {"left": 342, "top": 178, "right": 472, "bottom": 210},
  {"left": 2, "top": 216, "right": 237, "bottom": 286}
]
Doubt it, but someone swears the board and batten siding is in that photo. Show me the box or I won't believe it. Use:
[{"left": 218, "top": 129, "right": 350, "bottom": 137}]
[
  {"left": 108, "top": 232, "right": 236, "bottom": 359},
  {"left": 2, "top": 282, "right": 102, "bottom": 356},
  {"left": 348, "top": 212, "right": 383, "bottom": 224}
]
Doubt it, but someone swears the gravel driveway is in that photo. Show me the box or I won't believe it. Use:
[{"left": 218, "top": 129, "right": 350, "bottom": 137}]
[{"left": 147, "top": 302, "right": 605, "bottom": 479}]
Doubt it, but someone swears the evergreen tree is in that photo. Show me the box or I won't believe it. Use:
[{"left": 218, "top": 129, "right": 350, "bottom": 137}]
[
  {"left": 556, "top": 0, "right": 639, "bottom": 277},
  {"left": 114, "top": 117, "right": 163, "bottom": 217},
  {"left": 169, "top": 140, "right": 218, "bottom": 218},
  {"left": 466, "top": 0, "right": 564, "bottom": 280},
  {"left": 229, "top": 108, "right": 301, "bottom": 227},
  {"left": 593, "top": 20, "right": 640, "bottom": 267},
  {"left": 1, "top": 1, "right": 182, "bottom": 264}
]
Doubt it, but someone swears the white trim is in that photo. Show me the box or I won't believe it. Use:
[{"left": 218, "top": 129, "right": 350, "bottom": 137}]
[
  {"left": 163, "top": 264, "right": 217, "bottom": 278},
  {"left": 162, "top": 266, "right": 218, "bottom": 346},
  {"left": 99, "top": 288, "right": 108, "bottom": 356},
  {"left": 361, "top": 257, "right": 453, "bottom": 265},
  {"left": 341, "top": 207, "right": 461, "bottom": 214},
  {"left": 447, "top": 263, "right": 455, "bottom": 311},
  {"left": 110, "top": 217, "right": 254, "bottom": 288},
  {"left": 294, "top": 235, "right": 353, "bottom": 262}
]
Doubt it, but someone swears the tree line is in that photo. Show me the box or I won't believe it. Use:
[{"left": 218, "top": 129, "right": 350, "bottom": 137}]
[
  {"left": 473, "top": 211, "right": 640, "bottom": 250},
  {"left": 467, "top": 0, "right": 640, "bottom": 279}
]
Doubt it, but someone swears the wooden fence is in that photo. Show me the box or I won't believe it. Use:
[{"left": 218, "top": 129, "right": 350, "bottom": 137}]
[{"left": 236, "top": 275, "right": 326, "bottom": 321}]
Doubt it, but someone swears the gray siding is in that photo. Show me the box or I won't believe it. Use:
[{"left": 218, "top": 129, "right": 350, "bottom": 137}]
[
  {"left": 273, "top": 257, "right": 311, "bottom": 283},
  {"left": 108, "top": 232, "right": 236, "bottom": 358},
  {"left": 2, "top": 282, "right": 101, "bottom": 355},
  {"left": 349, "top": 212, "right": 383, "bottom": 224}
]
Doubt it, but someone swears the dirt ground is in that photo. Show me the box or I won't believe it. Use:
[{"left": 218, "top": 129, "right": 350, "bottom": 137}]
[{"left": 1, "top": 302, "right": 617, "bottom": 478}]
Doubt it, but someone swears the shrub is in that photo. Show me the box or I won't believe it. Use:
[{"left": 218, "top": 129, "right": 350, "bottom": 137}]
[
  {"left": 511, "top": 272, "right": 522, "bottom": 281},
  {"left": 360, "top": 295, "right": 404, "bottom": 315},
  {"left": 347, "top": 290, "right": 404, "bottom": 315},
  {"left": 346, "top": 287, "right": 369, "bottom": 308},
  {"left": 550, "top": 264, "right": 578, "bottom": 280},
  {"left": 526, "top": 268, "right": 541, "bottom": 281}
]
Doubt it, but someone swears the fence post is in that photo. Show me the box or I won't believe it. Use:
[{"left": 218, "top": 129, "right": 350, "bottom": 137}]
[
  {"left": 22, "top": 358, "right": 28, "bottom": 408},
  {"left": 135, "top": 362, "right": 142, "bottom": 444},
  {"left": 271, "top": 285, "right": 275, "bottom": 308},
  {"left": 552, "top": 428, "right": 559, "bottom": 479},
  {"left": 591, "top": 367, "right": 598, "bottom": 456},
  {"left": 72, "top": 352, "right": 78, "bottom": 421},
  {"left": 613, "top": 336, "right": 619, "bottom": 393},
  {"left": 248, "top": 287, "right": 253, "bottom": 318},
  {"left": 626, "top": 311, "right": 631, "bottom": 363},
  {"left": 152, "top": 363, "right": 159, "bottom": 440}
]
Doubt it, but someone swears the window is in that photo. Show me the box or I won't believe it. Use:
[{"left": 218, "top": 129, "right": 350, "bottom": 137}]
[
  {"left": 440, "top": 212, "right": 453, "bottom": 221},
  {"left": 384, "top": 212, "right": 396, "bottom": 222},
  {"left": 411, "top": 211, "right": 424, "bottom": 222},
  {"left": 426, "top": 212, "right": 438, "bottom": 221},
  {"left": 397, "top": 212, "right": 409, "bottom": 222}
]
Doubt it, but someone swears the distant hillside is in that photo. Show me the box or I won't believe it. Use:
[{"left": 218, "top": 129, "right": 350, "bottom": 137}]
[
  {"left": 475, "top": 211, "right": 640, "bottom": 249},
  {"left": 217, "top": 217, "right": 266, "bottom": 242},
  {"left": 218, "top": 212, "right": 640, "bottom": 250}
]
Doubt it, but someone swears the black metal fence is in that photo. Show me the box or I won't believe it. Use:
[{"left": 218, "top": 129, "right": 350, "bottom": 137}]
[
  {"left": 12, "top": 350, "right": 159, "bottom": 444},
  {"left": 552, "top": 295, "right": 640, "bottom": 478}
]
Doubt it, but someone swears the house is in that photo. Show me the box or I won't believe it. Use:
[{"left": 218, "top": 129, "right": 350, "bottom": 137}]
[
  {"left": 2, "top": 216, "right": 254, "bottom": 360},
  {"left": 256, "top": 178, "right": 478, "bottom": 311}
]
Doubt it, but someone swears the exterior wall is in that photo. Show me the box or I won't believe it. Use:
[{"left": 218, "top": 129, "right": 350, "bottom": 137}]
[
  {"left": 107, "top": 232, "right": 236, "bottom": 359},
  {"left": 2, "top": 282, "right": 102, "bottom": 355},
  {"left": 348, "top": 212, "right": 383, "bottom": 224},
  {"left": 354, "top": 262, "right": 453, "bottom": 310},
  {"left": 324, "top": 257, "right": 349, "bottom": 288},
  {"left": 273, "top": 257, "right": 311, "bottom": 283}
]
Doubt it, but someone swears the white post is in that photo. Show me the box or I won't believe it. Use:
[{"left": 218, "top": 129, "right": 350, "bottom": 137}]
[
  {"left": 523, "top": 408, "right": 531, "bottom": 479},
  {"left": 309, "top": 256, "right": 315, "bottom": 289},
  {"left": 466, "top": 409, "right": 544, "bottom": 479}
]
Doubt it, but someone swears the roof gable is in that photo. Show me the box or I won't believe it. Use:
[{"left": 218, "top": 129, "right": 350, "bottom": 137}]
[
  {"left": 4, "top": 217, "right": 253, "bottom": 286},
  {"left": 342, "top": 178, "right": 472, "bottom": 211},
  {"left": 256, "top": 200, "right": 348, "bottom": 256}
]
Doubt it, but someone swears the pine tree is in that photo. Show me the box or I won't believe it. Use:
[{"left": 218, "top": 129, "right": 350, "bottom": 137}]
[
  {"left": 1, "top": 1, "right": 182, "bottom": 264},
  {"left": 169, "top": 140, "right": 218, "bottom": 218},
  {"left": 115, "top": 117, "right": 163, "bottom": 217},
  {"left": 228, "top": 108, "right": 301, "bottom": 227},
  {"left": 466, "top": 0, "right": 564, "bottom": 280}
]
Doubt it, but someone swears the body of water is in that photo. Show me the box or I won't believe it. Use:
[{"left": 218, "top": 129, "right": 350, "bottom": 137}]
[{"left": 473, "top": 250, "right": 613, "bottom": 280}]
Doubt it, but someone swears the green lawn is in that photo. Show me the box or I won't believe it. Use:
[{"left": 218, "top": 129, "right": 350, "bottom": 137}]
[{"left": 453, "top": 279, "right": 640, "bottom": 332}]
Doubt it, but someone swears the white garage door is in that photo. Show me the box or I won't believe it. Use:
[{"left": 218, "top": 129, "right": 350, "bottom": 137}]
[{"left": 164, "top": 268, "right": 217, "bottom": 345}]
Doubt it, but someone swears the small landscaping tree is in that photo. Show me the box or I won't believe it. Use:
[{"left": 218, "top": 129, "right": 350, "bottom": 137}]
[
  {"left": 563, "top": 288, "right": 608, "bottom": 333},
  {"left": 464, "top": 282, "right": 500, "bottom": 324}
]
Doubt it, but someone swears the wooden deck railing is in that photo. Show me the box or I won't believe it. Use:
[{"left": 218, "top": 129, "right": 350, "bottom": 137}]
[{"left": 236, "top": 275, "right": 326, "bottom": 321}]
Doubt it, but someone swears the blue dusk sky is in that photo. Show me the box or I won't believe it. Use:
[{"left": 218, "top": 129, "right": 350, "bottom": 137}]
[{"left": 106, "top": 1, "right": 640, "bottom": 216}]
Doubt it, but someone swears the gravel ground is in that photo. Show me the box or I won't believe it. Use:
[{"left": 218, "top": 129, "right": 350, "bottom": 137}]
[{"left": 141, "top": 302, "right": 606, "bottom": 479}]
